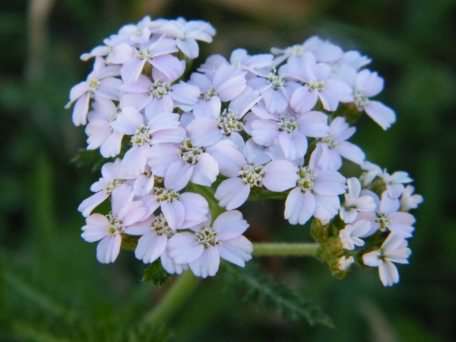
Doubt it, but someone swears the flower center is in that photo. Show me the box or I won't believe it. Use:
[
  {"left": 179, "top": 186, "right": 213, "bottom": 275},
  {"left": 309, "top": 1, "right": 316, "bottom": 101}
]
[
  {"left": 308, "top": 81, "right": 325, "bottom": 92},
  {"left": 105, "top": 179, "right": 124, "bottom": 194},
  {"left": 267, "top": 72, "right": 284, "bottom": 90},
  {"left": 179, "top": 139, "right": 204, "bottom": 165},
  {"left": 278, "top": 117, "right": 298, "bottom": 134},
  {"left": 131, "top": 126, "right": 152, "bottom": 146},
  {"left": 200, "top": 88, "right": 217, "bottom": 101},
  {"left": 152, "top": 214, "right": 174, "bottom": 237},
  {"left": 88, "top": 77, "right": 100, "bottom": 91},
  {"left": 354, "top": 91, "right": 368, "bottom": 110},
  {"left": 153, "top": 186, "right": 180, "bottom": 203},
  {"left": 196, "top": 227, "right": 218, "bottom": 248},
  {"left": 137, "top": 48, "right": 152, "bottom": 60},
  {"left": 376, "top": 214, "right": 390, "bottom": 232},
  {"left": 320, "top": 136, "right": 337, "bottom": 149},
  {"left": 239, "top": 164, "right": 265, "bottom": 187},
  {"left": 106, "top": 213, "right": 122, "bottom": 235},
  {"left": 297, "top": 167, "right": 314, "bottom": 191},
  {"left": 150, "top": 80, "right": 170, "bottom": 99},
  {"left": 217, "top": 111, "right": 244, "bottom": 135}
]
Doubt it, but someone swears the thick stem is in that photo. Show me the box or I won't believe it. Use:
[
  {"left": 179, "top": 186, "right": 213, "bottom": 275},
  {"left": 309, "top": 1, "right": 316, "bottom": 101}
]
[
  {"left": 142, "top": 271, "right": 199, "bottom": 327},
  {"left": 253, "top": 242, "right": 319, "bottom": 257}
]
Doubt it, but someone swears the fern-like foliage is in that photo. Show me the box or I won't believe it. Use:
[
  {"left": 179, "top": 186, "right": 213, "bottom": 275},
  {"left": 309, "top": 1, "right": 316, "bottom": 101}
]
[{"left": 222, "top": 263, "right": 334, "bottom": 328}]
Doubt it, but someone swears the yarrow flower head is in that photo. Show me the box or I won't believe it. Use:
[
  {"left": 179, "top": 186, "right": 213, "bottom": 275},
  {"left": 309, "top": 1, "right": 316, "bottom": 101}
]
[{"left": 68, "top": 17, "right": 422, "bottom": 287}]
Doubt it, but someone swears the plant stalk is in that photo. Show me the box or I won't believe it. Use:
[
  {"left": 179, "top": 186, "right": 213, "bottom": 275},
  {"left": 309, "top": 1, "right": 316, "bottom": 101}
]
[{"left": 253, "top": 242, "right": 320, "bottom": 257}]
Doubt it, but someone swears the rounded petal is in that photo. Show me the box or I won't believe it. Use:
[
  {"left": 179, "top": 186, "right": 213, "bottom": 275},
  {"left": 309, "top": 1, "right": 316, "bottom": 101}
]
[
  {"left": 189, "top": 247, "right": 220, "bottom": 278},
  {"left": 284, "top": 188, "right": 316, "bottom": 225},
  {"left": 96, "top": 235, "right": 122, "bottom": 264},
  {"left": 213, "top": 210, "right": 249, "bottom": 240},
  {"left": 263, "top": 160, "right": 298, "bottom": 192},
  {"left": 215, "top": 178, "right": 251, "bottom": 210},
  {"left": 135, "top": 233, "right": 167, "bottom": 264}
]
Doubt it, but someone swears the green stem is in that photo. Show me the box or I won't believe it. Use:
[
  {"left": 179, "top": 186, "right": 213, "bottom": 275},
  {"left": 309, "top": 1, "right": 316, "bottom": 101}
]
[
  {"left": 253, "top": 242, "right": 320, "bottom": 257},
  {"left": 142, "top": 271, "right": 199, "bottom": 327}
]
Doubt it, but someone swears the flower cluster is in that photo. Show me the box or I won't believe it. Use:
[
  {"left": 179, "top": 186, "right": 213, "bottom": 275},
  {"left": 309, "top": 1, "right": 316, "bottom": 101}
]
[{"left": 68, "top": 17, "right": 422, "bottom": 285}]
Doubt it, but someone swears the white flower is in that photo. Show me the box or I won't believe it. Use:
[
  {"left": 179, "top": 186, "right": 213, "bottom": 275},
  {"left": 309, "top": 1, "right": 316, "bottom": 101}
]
[
  {"left": 120, "top": 37, "right": 184, "bottom": 83},
  {"left": 146, "top": 183, "right": 209, "bottom": 230},
  {"left": 189, "top": 63, "right": 247, "bottom": 118},
  {"left": 283, "top": 52, "right": 352, "bottom": 112},
  {"left": 120, "top": 75, "right": 200, "bottom": 115},
  {"left": 154, "top": 18, "right": 216, "bottom": 59},
  {"left": 215, "top": 143, "right": 297, "bottom": 210},
  {"left": 66, "top": 58, "right": 121, "bottom": 126},
  {"left": 168, "top": 211, "right": 252, "bottom": 278},
  {"left": 380, "top": 170, "right": 413, "bottom": 199},
  {"left": 284, "top": 164, "right": 346, "bottom": 225},
  {"left": 78, "top": 160, "right": 129, "bottom": 217},
  {"left": 400, "top": 185, "right": 423, "bottom": 211},
  {"left": 81, "top": 185, "right": 148, "bottom": 263},
  {"left": 249, "top": 108, "right": 328, "bottom": 160},
  {"left": 359, "top": 193, "right": 416, "bottom": 238},
  {"left": 125, "top": 213, "right": 185, "bottom": 275},
  {"left": 339, "top": 177, "right": 376, "bottom": 223},
  {"left": 352, "top": 69, "right": 396, "bottom": 130},
  {"left": 310, "top": 117, "right": 365, "bottom": 170},
  {"left": 339, "top": 220, "right": 373, "bottom": 250},
  {"left": 363, "top": 234, "right": 411, "bottom": 287}
]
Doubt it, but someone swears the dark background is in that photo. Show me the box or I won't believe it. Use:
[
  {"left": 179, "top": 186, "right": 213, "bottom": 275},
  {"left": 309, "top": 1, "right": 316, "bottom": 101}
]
[{"left": 1, "top": 0, "right": 455, "bottom": 341}]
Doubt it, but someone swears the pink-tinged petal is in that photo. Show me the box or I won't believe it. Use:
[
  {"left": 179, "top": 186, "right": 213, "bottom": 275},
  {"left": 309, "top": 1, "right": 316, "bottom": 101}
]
[
  {"left": 325, "top": 79, "right": 353, "bottom": 103},
  {"left": 314, "top": 195, "right": 340, "bottom": 223},
  {"left": 81, "top": 214, "right": 110, "bottom": 242},
  {"left": 284, "top": 189, "right": 316, "bottom": 225},
  {"left": 107, "top": 43, "right": 135, "bottom": 64},
  {"left": 165, "top": 160, "right": 193, "bottom": 191},
  {"left": 229, "top": 87, "right": 261, "bottom": 118},
  {"left": 151, "top": 55, "right": 185, "bottom": 82},
  {"left": 161, "top": 200, "right": 185, "bottom": 230},
  {"left": 364, "top": 100, "right": 396, "bottom": 130},
  {"left": 172, "top": 82, "right": 200, "bottom": 110},
  {"left": 123, "top": 221, "right": 151, "bottom": 236},
  {"left": 187, "top": 117, "right": 222, "bottom": 147},
  {"left": 207, "top": 140, "right": 246, "bottom": 177},
  {"left": 148, "top": 144, "right": 180, "bottom": 176},
  {"left": 97, "top": 78, "right": 121, "bottom": 100},
  {"left": 335, "top": 141, "right": 365, "bottom": 165},
  {"left": 78, "top": 192, "right": 109, "bottom": 217},
  {"left": 111, "top": 184, "right": 133, "bottom": 218},
  {"left": 193, "top": 97, "right": 222, "bottom": 118},
  {"left": 146, "top": 111, "right": 180, "bottom": 131},
  {"left": 263, "top": 160, "right": 298, "bottom": 192},
  {"left": 120, "top": 75, "right": 151, "bottom": 93},
  {"left": 263, "top": 88, "right": 287, "bottom": 114},
  {"left": 250, "top": 119, "right": 278, "bottom": 146},
  {"left": 111, "top": 106, "right": 143, "bottom": 134},
  {"left": 168, "top": 232, "right": 204, "bottom": 263},
  {"left": 213, "top": 210, "right": 249, "bottom": 240},
  {"left": 135, "top": 233, "right": 167, "bottom": 264},
  {"left": 177, "top": 38, "right": 199, "bottom": 58},
  {"left": 96, "top": 235, "right": 122, "bottom": 264},
  {"left": 69, "top": 81, "right": 89, "bottom": 102},
  {"left": 122, "top": 146, "right": 150, "bottom": 176},
  {"left": 362, "top": 250, "right": 381, "bottom": 267},
  {"left": 213, "top": 64, "right": 246, "bottom": 101},
  {"left": 121, "top": 201, "right": 148, "bottom": 226},
  {"left": 100, "top": 132, "right": 123, "bottom": 158},
  {"left": 190, "top": 247, "right": 220, "bottom": 278},
  {"left": 161, "top": 252, "right": 187, "bottom": 275},
  {"left": 152, "top": 127, "right": 186, "bottom": 144},
  {"left": 120, "top": 93, "right": 150, "bottom": 110},
  {"left": 85, "top": 119, "right": 111, "bottom": 150},
  {"left": 145, "top": 96, "right": 174, "bottom": 117},
  {"left": 379, "top": 261, "right": 399, "bottom": 287},
  {"left": 215, "top": 177, "right": 250, "bottom": 210},
  {"left": 277, "top": 133, "right": 298, "bottom": 160},
  {"left": 310, "top": 144, "right": 342, "bottom": 171},
  {"left": 298, "top": 111, "right": 329, "bottom": 137},
  {"left": 192, "top": 153, "right": 219, "bottom": 187},
  {"left": 356, "top": 70, "right": 384, "bottom": 97},
  {"left": 121, "top": 58, "right": 146, "bottom": 83},
  {"left": 219, "top": 236, "right": 253, "bottom": 267},
  {"left": 313, "top": 171, "right": 346, "bottom": 196},
  {"left": 180, "top": 193, "right": 209, "bottom": 228},
  {"left": 72, "top": 93, "right": 90, "bottom": 126},
  {"left": 347, "top": 177, "right": 361, "bottom": 198},
  {"left": 290, "top": 87, "right": 318, "bottom": 113}
]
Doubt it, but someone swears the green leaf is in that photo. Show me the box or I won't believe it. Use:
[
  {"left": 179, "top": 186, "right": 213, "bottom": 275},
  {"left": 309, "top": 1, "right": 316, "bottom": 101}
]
[
  {"left": 222, "top": 263, "right": 334, "bottom": 328},
  {"left": 142, "top": 261, "right": 170, "bottom": 287}
]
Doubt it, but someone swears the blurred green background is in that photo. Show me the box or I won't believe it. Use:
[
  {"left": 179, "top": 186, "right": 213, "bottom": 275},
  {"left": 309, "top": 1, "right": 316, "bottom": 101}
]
[{"left": 1, "top": 0, "right": 455, "bottom": 341}]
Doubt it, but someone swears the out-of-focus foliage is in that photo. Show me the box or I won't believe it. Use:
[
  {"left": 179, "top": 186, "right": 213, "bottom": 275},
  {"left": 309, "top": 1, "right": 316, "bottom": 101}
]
[{"left": 1, "top": 0, "right": 455, "bottom": 341}]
